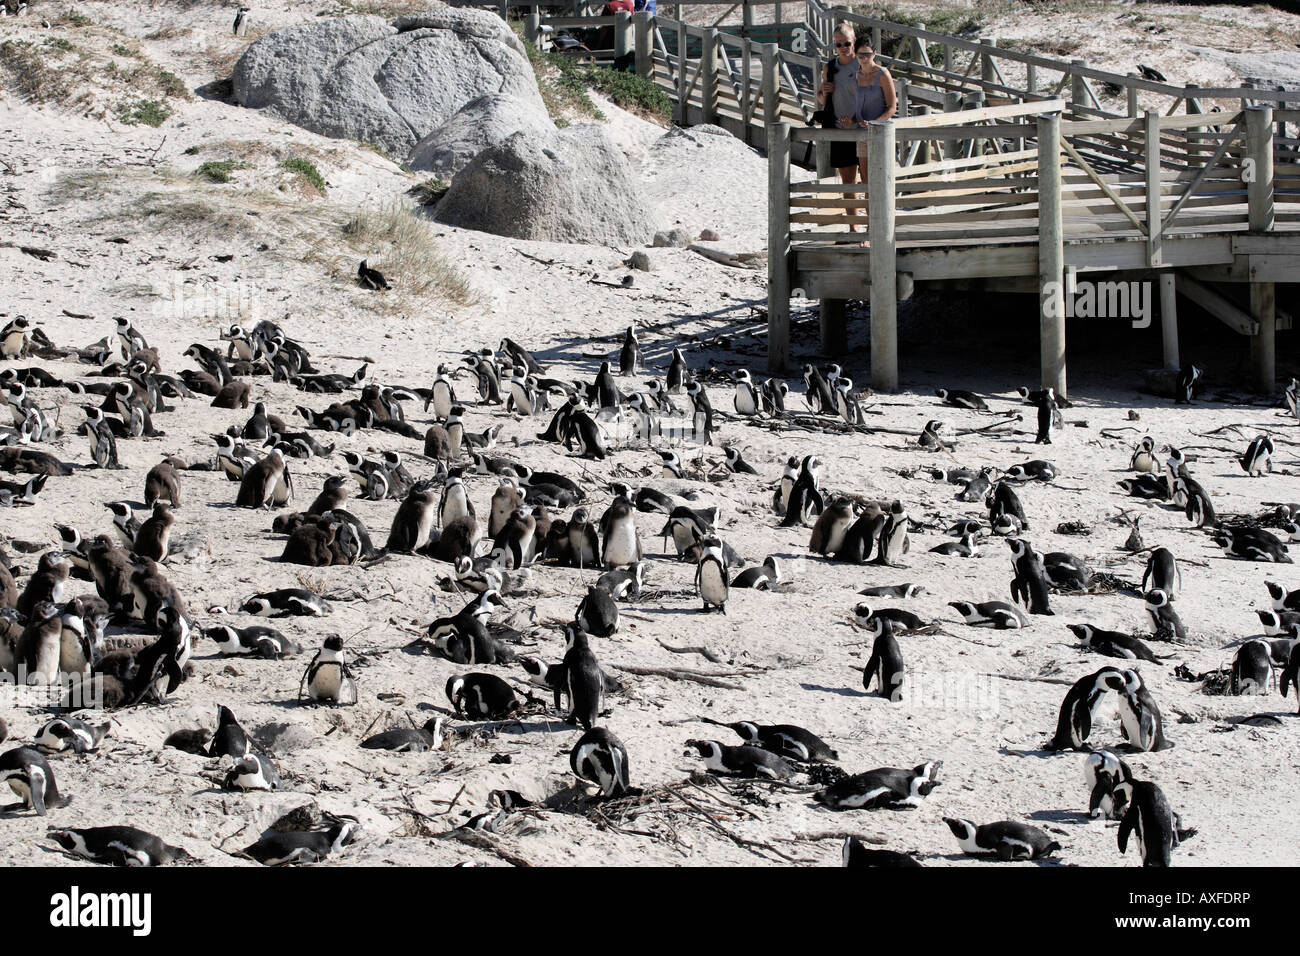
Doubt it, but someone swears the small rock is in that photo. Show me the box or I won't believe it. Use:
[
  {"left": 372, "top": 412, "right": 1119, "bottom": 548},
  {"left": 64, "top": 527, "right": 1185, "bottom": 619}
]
[
  {"left": 489, "top": 753, "right": 512, "bottom": 764},
  {"left": 699, "top": 228, "right": 720, "bottom": 241},
  {"left": 627, "top": 250, "right": 652, "bottom": 272},
  {"left": 651, "top": 227, "right": 691, "bottom": 248},
  {"left": 1128, "top": 410, "right": 1140, "bottom": 420}
]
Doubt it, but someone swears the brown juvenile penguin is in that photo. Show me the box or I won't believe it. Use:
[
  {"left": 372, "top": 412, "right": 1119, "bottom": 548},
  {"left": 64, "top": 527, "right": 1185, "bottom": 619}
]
[
  {"left": 211, "top": 380, "right": 252, "bottom": 409},
  {"left": 133, "top": 502, "right": 175, "bottom": 563},
  {"left": 144, "top": 459, "right": 183, "bottom": 508},
  {"left": 281, "top": 520, "right": 338, "bottom": 567},
  {"left": 16, "top": 553, "right": 71, "bottom": 618}
]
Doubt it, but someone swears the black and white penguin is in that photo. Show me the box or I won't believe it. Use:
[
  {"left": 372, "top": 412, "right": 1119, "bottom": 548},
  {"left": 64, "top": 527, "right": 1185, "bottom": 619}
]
[
  {"left": 860, "top": 583, "right": 924, "bottom": 600},
  {"left": 592, "top": 361, "right": 619, "bottom": 409},
  {"left": 1129, "top": 435, "right": 1159, "bottom": 473},
  {"left": 876, "top": 500, "right": 910, "bottom": 567},
  {"left": 694, "top": 538, "right": 729, "bottom": 613},
  {"left": 1174, "top": 364, "right": 1201, "bottom": 404},
  {"left": 930, "top": 532, "right": 978, "bottom": 557},
  {"left": 731, "top": 555, "right": 783, "bottom": 590},
  {"left": 570, "top": 727, "right": 630, "bottom": 798},
  {"left": 772, "top": 456, "right": 799, "bottom": 515},
  {"left": 82, "top": 405, "right": 122, "bottom": 469},
  {"left": 235, "top": 449, "right": 287, "bottom": 509},
  {"left": 842, "top": 836, "right": 922, "bottom": 867},
  {"left": 209, "top": 705, "right": 253, "bottom": 759},
  {"left": 561, "top": 623, "right": 605, "bottom": 730},
  {"left": 684, "top": 739, "right": 795, "bottom": 780},
  {"left": 205, "top": 623, "right": 299, "bottom": 658},
  {"left": 722, "top": 443, "right": 758, "bottom": 475},
  {"left": 48, "top": 825, "right": 189, "bottom": 867},
  {"left": 0, "top": 746, "right": 70, "bottom": 815},
  {"left": 732, "top": 369, "right": 759, "bottom": 416},
  {"left": 1118, "top": 475, "right": 1170, "bottom": 500},
  {"left": 1043, "top": 551, "right": 1092, "bottom": 590},
  {"left": 438, "top": 475, "right": 474, "bottom": 529},
  {"left": 666, "top": 348, "right": 687, "bottom": 394},
  {"left": 813, "top": 762, "right": 942, "bottom": 810},
  {"left": 1215, "top": 527, "right": 1291, "bottom": 563},
  {"left": 300, "top": 635, "right": 357, "bottom": 706},
  {"left": 1068, "top": 624, "right": 1160, "bottom": 663},
  {"left": 224, "top": 752, "right": 280, "bottom": 792},
  {"left": 705, "top": 719, "right": 837, "bottom": 763},
  {"left": 1047, "top": 667, "right": 1129, "bottom": 751},
  {"left": 1116, "top": 669, "right": 1173, "bottom": 752},
  {"left": 576, "top": 585, "right": 619, "bottom": 637},
  {"left": 685, "top": 380, "right": 714, "bottom": 445},
  {"left": 239, "top": 588, "right": 331, "bottom": 617},
  {"left": 1008, "top": 537, "right": 1052, "bottom": 615},
  {"left": 1034, "top": 386, "right": 1056, "bottom": 445},
  {"left": 1141, "top": 547, "right": 1181, "bottom": 596},
  {"left": 446, "top": 673, "right": 521, "bottom": 721},
  {"left": 242, "top": 818, "right": 360, "bottom": 866},
  {"left": 1281, "top": 640, "right": 1300, "bottom": 713},
  {"left": 809, "top": 497, "right": 854, "bottom": 557},
  {"left": 948, "top": 600, "right": 1028, "bottom": 629},
  {"left": 935, "top": 388, "right": 988, "bottom": 411},
  {"left": 1083, "top": 748, "right": 1134, "bottom": 820},
  {"left": 563, "top": 408, "right": 608, "bottom": 460},
  {"left": 1267, "top": 580, "right": 1300, "bottom": 613},
  {"left": 943, "top": 818, "right": 1061, "bottom": 860},
  {"left": 618, "top": 326, "right": 638, "bottom": 377},
  {"left": 426, "top": 364, "right": 458, "bottom": 420},
  {"left": 1116, "top": 780, "right": 1189, "bottom": 867},
  {"left": 1174, "top": 475, "right": 1216, "bottom": 528},
  {"left": 1143, "top": 588, "right": 1186, "bottom": 642},
  {"left": 35, "top": 717, "right": 109, "bottom": 755},
  {"left": 854, "top": 603, "right": 926, "bottom": 633},
  {"left": 957, "top": 467, "right": 995, "bottom": 503},
  {"left": 596, "top": 562, "right": 643, "bottom": 602},
  {"left": 362, "top": 717, "right": 445, "bottom": 752},
  {"left": 599, "top": 495, "right": 642, "bottom": 569},
  {"left": 1003, "top": 459, "right": 1057, "bottom": 482},
  {"left": 1239, "top": 434, "right": 1273, "bottom": 476},
  {"left": 1231, "top": 639, "right": 1273, "bottom": 695},
  {"left": 862, "top": 616, "right": 904, "bottom": 702}
]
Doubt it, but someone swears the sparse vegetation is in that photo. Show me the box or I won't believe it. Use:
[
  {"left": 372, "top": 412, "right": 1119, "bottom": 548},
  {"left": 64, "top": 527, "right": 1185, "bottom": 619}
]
[
  {"left": 281, "top": 157, "right": 327, "bottom": 193},
  {"left": 46, "top": 37, "right": 74, "bottom": 52},
  {"left": 110, "top": 42, "right": 142, "bottom": 59},
  {"left": 583, "top": 66, "right": 671, "bottom": 121},
  {"left": 57, "top": 7, "right": 92, "bottom": 27},
  {"left": 183, "top": 144, "right": 202, "bottom": 155},
  {"left": 195, "top": 159, "right": 248, "bottom": 183},
  {"left": 410, "top": 177, "right": 450, "bottom": 206},
  {"left": 342, "top": 204, "right": 477, "bottom": 306},
  {"left": 0, "top": 39, "right": 76, "bottom": 102},
  {"left": 116, "top": 97, "right": 171, "bottom": 127}
]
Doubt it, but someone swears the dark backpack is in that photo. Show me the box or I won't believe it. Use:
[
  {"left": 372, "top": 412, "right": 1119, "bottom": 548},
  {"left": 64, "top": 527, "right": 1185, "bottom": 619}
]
[{"left": 812, "top": 57, "right": 840, "bottom": 128}]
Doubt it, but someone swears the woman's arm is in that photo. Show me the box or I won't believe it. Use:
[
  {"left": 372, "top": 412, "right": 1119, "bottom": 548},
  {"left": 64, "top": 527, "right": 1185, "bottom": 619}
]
[{"left": 879, "top": 69, "right": 898, "bottom": 121}]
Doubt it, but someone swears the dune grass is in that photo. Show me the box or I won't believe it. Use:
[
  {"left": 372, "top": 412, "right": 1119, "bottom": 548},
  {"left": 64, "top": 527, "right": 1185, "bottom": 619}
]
[{"left": 341, "top": 204, "right": 477, "bottom": 307}]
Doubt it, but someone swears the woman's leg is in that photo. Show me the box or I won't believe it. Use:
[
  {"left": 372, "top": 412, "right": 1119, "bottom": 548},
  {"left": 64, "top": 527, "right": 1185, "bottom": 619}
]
[{"left": 838, "top": 165, "right": 859, "bottom": 233}]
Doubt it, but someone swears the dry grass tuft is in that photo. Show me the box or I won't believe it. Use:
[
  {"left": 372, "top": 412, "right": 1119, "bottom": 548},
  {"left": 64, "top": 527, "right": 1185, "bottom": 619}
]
[{"left": 341, "top": 204, "right": 478, "bottom": 307}]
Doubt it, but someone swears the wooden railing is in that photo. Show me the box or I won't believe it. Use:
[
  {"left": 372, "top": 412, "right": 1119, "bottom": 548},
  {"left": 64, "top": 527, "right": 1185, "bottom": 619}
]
[{"left": 767, "top": 106, "right": 1287, "bottom": 385}]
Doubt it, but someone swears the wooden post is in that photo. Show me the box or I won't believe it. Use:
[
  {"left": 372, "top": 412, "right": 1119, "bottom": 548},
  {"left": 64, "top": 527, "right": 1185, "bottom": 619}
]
[
  {"left": 760, "top": 42, "right": 779, "bottom": 128},
  {"left": 915, "top": 105, "right": 930, "bottom": 165},
  {"left": 1145, "top": 110, "right": 1162, "bottom": 267},
  {"left": 1026, "top": 62, "right": 1036, "bottom": 95},
  {"left": 980, "top": 38, "right": 994, "bottom": 89},
  {"left": 615, "top": 9, "right": 633, "bottom": 62},
  {"left": 1185, "top": 83, "right": 1202, "bottom": 114},
  {"left": 821, "top": 299, "right": 847, "bottom": 356},
  {"left": 1246, "top": 104, "right": 1276, "bottom": 394},
  {"left": 740, "top": 36, "right": 751, "bottom": 125},
  {"left": 1126, "top": 77, "right": 1138, "bottom": 117},
  {"left": 1038, "top": 112, "right": 1066, "bottom": 397},
  {"left": 867, "top": 120, "right": 898, "bottom": 392},
  {"left": 1159, "top": 272, "right": 1179, "bottom": 370},
  {"left": 525, "top": 7, "right": 540, "bottom": 45},
  {"left": 871, "top": 26, "right": 881, "bottom": 55},
  {"left": 701, "top": 28, "right": 718, "bottom": 125},
  {"left": 675, "top": 20, "right": 688, "bottom": 124},
  {"left": 1070, "top": 59, "right": 1087, "bottom": 109},
  {"left": 767, "top": 122, "right": 792, "bottom": 373},
  {"left": 742, "top": 0, "right": 752, "bottom": 33},
  {"left": 942, "top": 42, "right": 951, "bottom": 75},
  {"left": 634, "top": 10, "right": 652, "bottom": 78}
]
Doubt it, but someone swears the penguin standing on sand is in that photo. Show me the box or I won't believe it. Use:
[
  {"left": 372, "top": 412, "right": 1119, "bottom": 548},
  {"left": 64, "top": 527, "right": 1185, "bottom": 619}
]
[
  {"left": 1144, "top": 588, "right": 1186, "bottom": 641},
  {"left": 619, "top": 327, "right": 638, "bottom": 376},
  {"left": 1116, "top": 780, "right": 1192, "bottom": 867},
  {"left": 732, "top": 370, "right": 759, "bottom": 416},
  {"left": 1141, "top": 547, "right": 1181, "bottom": 596},
  {"left": 695, "top": 538, "right": 729, "bottom": 613},
  {"left": 780, "top": 455, "right": 823, "bottom": 527},
  {"left": 570, "top": 727, "right": 629, "bottom": 798},
  {"left": 876, "top": 500, "right": 910, "bottom": 566},
  {"left": 685, "top": 380, "right": 714, "bottom": 445},
  {"left": 1047, "top": 667, "right": 1128, "bottom": 751},
  {"left": 83, "top": 406, "right": 122, "bottom": 469},
  {"left": 1231, "top": 639, "right": 1273, "bottom": 695},
  {"left": 233, "top": 6, "right": 250, "bottom": 36},
  {"left": 1035, "top": 387, "right": 1056, "bottom": 445},
  {"left": 0, "top": 746, "right": 70, "bottom": 815},
  {"left": 300, "top": 635, "right": 357, "bottom": 706},
  {"left": 666, "top": 348, "right": 687, "bottom": 394},
  {"left": 1238, "top": 435, "right": 1273, "bottom": 476},
  {"left": 445, "top": 673, "right": 520, "bottom": 720},
  {"left": 1116, "top": 670, "right": 1173, "bottom": 752},
  {"left": 562, "top": 622, "right": 605, "bottom": 730},
  {"left": 861, "top": 616, "right": 904, "bottom": 702},
  {"left": 1008, "top": 537, "right": 1052, "bottom": 615},
  {"left": 1083, "top": 749, "right": 1134, "bottom": 820},
  {"left": 1174, "top": 365, "right": 1201, "bottom": 404}
]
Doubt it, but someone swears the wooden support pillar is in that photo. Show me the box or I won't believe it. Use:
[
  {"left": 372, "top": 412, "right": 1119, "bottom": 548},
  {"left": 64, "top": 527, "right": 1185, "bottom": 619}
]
[
  {"left": 525, "top": 7, "right": 541, "bottom": 45},
  {"left": 1246, "top": 104, "right": 1276, "bottom": 394},
  {"left": 1145, "top": 110, "right": 1162, "bottom": 267},
  {"left": 820, "top": 299, "right": 847, "bottom": 356},
  {"left": 1126, "top": 77, "right": 1138, "bottom": 117},
  {"left": 767, "top": 122, "right": 792, "bottom": 373},
  {"left": 615, "top": 9, "right": 633, "bottom": 62},
  {"left": 1159, "top": 272, "right": 1179, "bottom": 370},
  {"left": 760, "top": 42, "right": 779, "bottom": 128},
  {"left": 1026, "top": 62, "right": 1036, "bottom": 95},
  {"left": 1070, "top": 59, "right": 1087, "bottom": 109},
  {"left": 1037, "top": 111, "right": 1066, "bottom": 397},
  {"left": 675, "top": 20, "right": 688, "bottom": 125},
  {"left": 868, "top": 120, "right": 898, "bottom": 392},
  {"left": 871, "top": 25, "right": 881, "bottom": 55},
  {"left": 633, "top": 11, "right": 652, "bottom": 78},
  {"left": 1185, "top": 83, "right": 1202, "bottom": 113},
  {"left": 915, "top": 105, "right": 930, "bottom": 164},
  {"left": 701, "top": 28, "right": 718, "bottom": 125},
  {"left": 742, "top": 0, "right": 752, "bottom": 32},
  {"left": 979, "top": 38, "right": 994, "bottom": 88}
]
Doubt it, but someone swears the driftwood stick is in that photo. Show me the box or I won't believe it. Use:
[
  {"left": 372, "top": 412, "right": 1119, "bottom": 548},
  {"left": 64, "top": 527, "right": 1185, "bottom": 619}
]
[
  {"left": 612, "top": 663, "right": 754, "bottom": 690},
  {"left": 657, "top": 639, "right": 724, "bottom": 664},
  {"left": 445, "top": 829, "right": 534, "bottom": 868}
]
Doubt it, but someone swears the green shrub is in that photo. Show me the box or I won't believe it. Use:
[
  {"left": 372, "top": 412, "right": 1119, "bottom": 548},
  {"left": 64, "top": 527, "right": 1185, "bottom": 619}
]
[
  {"left": 195, "top": 160, "right": 247, "bottom": 183},
  {"left": 410, "top": 177, "right": 450, "bottom": 206},
  {"left": 116, "top": 98, "right": 171, "bottom": 127},
  {"left": 281, "top": 157, "right": 326, "bottom": 192},
  {"left": 583, "top": 67, "right": 671, "bottom": 120},
  {"left": 58, "top": 8, "right": 93, "bottom": 27}
]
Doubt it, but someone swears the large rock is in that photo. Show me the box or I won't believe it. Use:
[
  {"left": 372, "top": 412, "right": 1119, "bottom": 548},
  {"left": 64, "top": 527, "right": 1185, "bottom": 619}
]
[
  {"left": 231, "top": 5, "right": 545, "bottom": 162},
  {"left": 435, "top": 125, "right": 660, "bottom": 245},
  {"left": 409, "top": 94, "right": 556, "bottom": 179},
  {"left": 640, "top": 124, "right": 770, "bottom": 240}
]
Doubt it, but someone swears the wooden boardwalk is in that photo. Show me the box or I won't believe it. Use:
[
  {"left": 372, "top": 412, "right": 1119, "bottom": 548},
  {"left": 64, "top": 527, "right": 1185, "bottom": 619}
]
[{"left": 504, "top": 0, "right": 1298, "bottom": 393}]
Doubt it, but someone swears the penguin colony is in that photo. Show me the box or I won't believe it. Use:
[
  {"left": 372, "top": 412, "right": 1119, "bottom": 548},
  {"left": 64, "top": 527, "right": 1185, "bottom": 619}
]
[{"left": 0, "top": 311, "right": 1297, "bottom": 868}]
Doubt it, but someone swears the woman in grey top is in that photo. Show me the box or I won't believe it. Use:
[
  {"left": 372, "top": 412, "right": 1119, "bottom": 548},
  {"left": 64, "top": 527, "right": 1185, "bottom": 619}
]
[
  {"left": 816, "top": 23, "right": 863, "bottom": 233},
  {"left": 852, "top": 36, "right": 897, "bottom": 233}
]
